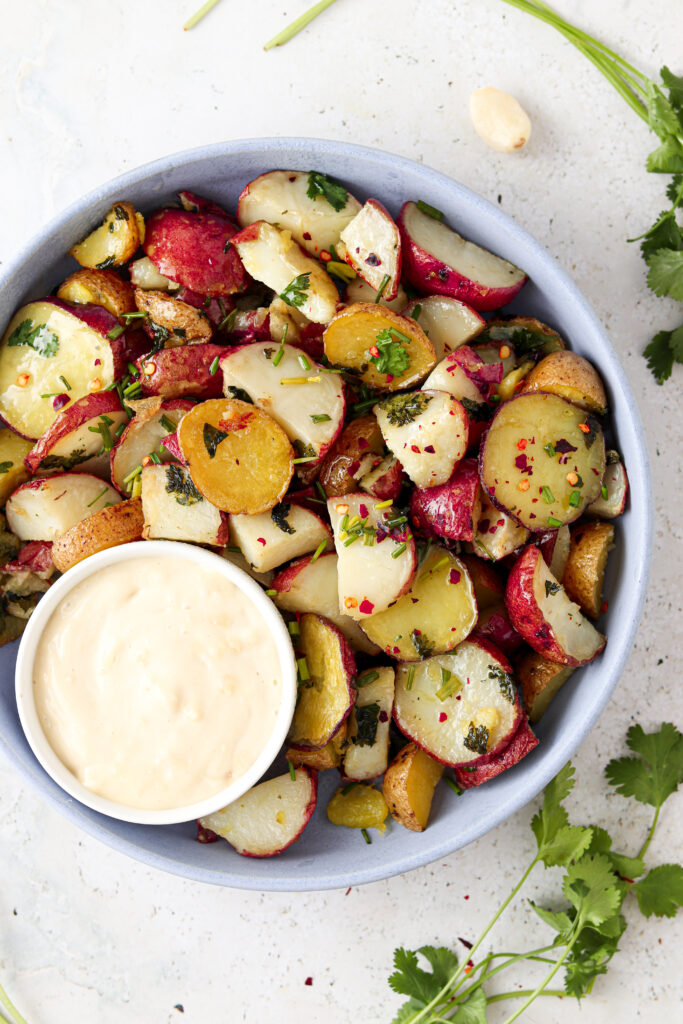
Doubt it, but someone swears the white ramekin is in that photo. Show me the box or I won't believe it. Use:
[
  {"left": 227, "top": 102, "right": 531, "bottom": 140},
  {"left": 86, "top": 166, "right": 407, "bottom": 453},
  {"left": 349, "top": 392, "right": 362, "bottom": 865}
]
[{"left": 15, "top": 540, "right": 298, "bottom": 825}]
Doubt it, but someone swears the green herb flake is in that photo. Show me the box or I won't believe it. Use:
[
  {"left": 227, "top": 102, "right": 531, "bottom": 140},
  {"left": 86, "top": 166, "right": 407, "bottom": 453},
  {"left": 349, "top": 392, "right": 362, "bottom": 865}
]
[
  {"left": 203, "top": 423, "right": 229, "bottom": 458},
  {"left": 369, "top": 328, "right": 411, "bottom": 377},
  {"left": 405, "top": 665, "right": 416, "bottom": 691},
  {"left": 545, "top": 580, "right": 562, "bottom": 597},
  {"left": 488, "top": 664, "right": 516, "bottom": 703},
  {"left": 288, "top": 759, "right": 296, "bottom": 781},
  {"left": 226, "top": 385, "right": 253, "bottom": 404},
  {"left": 463, "top": 723, "right": 489, "bottom": 755},
  {"left": 209, "top": 355, "right": 220, "bottom": 376},
  {"left": 568, "top": 489, "right": 582, "bottom": 507},
  {"left": 356, "top": 670, "right": 379, "bottom": 689},
  {"left": 310, "top": 412, "right": 331, "bottom": 423},
  {"left": 380, "top": 391, "right": 432, "bottom": 427},
  {"left": 0, "top": 462, "right": 13, "bottom": 474},
  {"left": 353, "top": 703, "right": 381, "bottom": 747},
  {"left": 547, "top": 515, "right": 562, "bottom": 527},
  {"left": 416, "top": 200, "right": 444, "bottom": 221},
  {"left": 411, "top": 630, "right": 434, "bottom": 659},
  {"left": 165, "top": 464, "right": 203, "bottom": 506},
  {"left": 544, "top": 442, "right": 556, "bottom": 458},
  {"left": 7, "top": 319, "right": 60, "bottom": 358},
  {"left": 305, "top": 170, "right": 348, "bottom": 212},
  {"left": 601, "top": 484, "right": 609, "bottom": 500},
  {"left": 271, "top": 502, "right": 295, "bottom": 534},
  {"left": 160, "top": 414, "right": 177, "bottom": 434},
  {"left": 374, "top": 274, "right": 391, "bottom": 303},
  {"left": 86, "top": 486, "right": 110, "bottom": 509},
  {"left": 541, "top": 485, "right": 555, "bottom": 504}
]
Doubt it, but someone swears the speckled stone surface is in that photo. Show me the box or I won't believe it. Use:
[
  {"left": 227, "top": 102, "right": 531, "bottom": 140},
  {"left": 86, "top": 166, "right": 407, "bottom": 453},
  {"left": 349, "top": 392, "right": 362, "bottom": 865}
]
[{"left": 1, "top": 1, "right": 682, "bottom": 1021}]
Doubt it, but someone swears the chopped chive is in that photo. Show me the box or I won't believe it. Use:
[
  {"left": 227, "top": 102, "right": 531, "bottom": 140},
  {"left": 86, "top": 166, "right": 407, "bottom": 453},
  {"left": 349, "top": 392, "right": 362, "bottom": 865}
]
[
  {"left": 293, "top": 456, "right": 317, "bottom": 464},
  {"left": 122, "top": 311, "right": 148, "bottom": 322},
  {"left": 315, "top": 480, "right": 327, "bottom": 501},
  {"left": 568, "top": 489, "right": 581, "bottom": 507},
  {"left": 288, "top": 759, "right": 296, "bottom": 781},
  {"left": 310, "top": 413, "right": 331, "bottom": 423},
  {"left": 436, "top": 669, "right": 463, "bottom": 702},
  {"left": 374, "top": 274, "right": 391, "bottom": 303},
  {"left": 184, "top": 0, "right": 223, "bottom": 31},
  {"left": 130, "top": 475, "right": 142, "bottom": 499},
  {"left": 541, "top": 486, "right": 555, "bottom": 504},
  {"left": 347, "top": 515, "right": 360, "bottom": 529},
  {"left": 411, "top": 303, "right": 422, "bottom": 321},
  {"left": 209, "top": 355, "right": 220, "bottom": 376},
  {"left": 280, "top": 377, "right": 307, "bottom": 386},
  {"left": 392, "top": 542, "right": 407, "bottom": 559},
  {"left": 86, "top": 487, "right": 109, "bottom": 508},
  {"left": 160, "top": 414, "right": 177, "bottom": 433},
  {"left": 264, "top": 589, "right": 276, "bottom": 598},
  {"left": 297, "top": 656, "right": 310, "bottom": 682},
  {"left": 311, "top": 539, "right": 327, "bottom": 563},
  {"left": 384, "top": 514, "right": 408, "bottom": 528},
  {"left": 406, "top": 665, "right": 416, "bottom": 691},
  {"left": 114, "top": 423, "right": 126, "bottom": 437},
  {"left": 340, "top": 514, "right": 349, "bottom": 531},
  {"left": 272, "top": 325, "right": 289, "bottom": 367},
  {"left": 444, "top": 776, "right": 463, "bottom": 796},
  {"left": 123, "top": 380, "right": 141, "bottom": 398},
  {"left": 122, "top": 464, "right": 143, "bottom": 485},
  {"left": 357, "top": 670, "right": 379, "bottom": 688},
  {"left": 416, "top": 200, "right": 444, "bottom": 221},
  {"left": 360, "top": 828, "right": 372, "bottom": 845},
  {"left": 420, "top": 555, "right": 449, "bottom": 580},
  {"left": 150, "top": 451, "right": 162, "bottom": 465},
  {"left": 107, "top": 325, "right": 125, "bottom": 340},
  {"left": 343, "top": 533, "right": 361, "bottom": 547},
  {"left": 374, "top": 499, "right": 393, "bottom": 510},
  {"left": 327, "top": 260, "right": 356, "bottom": 282},
  {"left": 127, "top": 362, "right": 138, "bottom": 377},
  {"left": 218, "top": 308, "right": 238, "bottom": 334},
  {"left": 547, "top": 516, "right": 562, "bottom": 527},
  {"left": 341, "top": 781, "right": 359, "bottom": 796},
  {"left": 288, "top": 620, "right": 300, "bottom": 636},
  {"left": 601, "top": 484, "right": 609, "bottom": 500},
  {"left": 100, "top": 414, "right": 114, "bottom": 426},
  {"left": 40, "top": 393, "right": 62, "bottom": 398},
  {"left": 58, "top": 375, "right": 71, "bottom": 391},
  {"left": 319, "top": 365, "right": 343, "bottom": 373},
  {"left": 298, "top": 352, "right": 311, "bottom": 371},
  {"left": 543, "top": 443, "right": 556, "bottom": 458}
]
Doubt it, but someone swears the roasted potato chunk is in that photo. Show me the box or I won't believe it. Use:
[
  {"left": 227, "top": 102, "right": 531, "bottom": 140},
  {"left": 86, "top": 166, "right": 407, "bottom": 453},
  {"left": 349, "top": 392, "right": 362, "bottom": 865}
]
[
  {"left": 562, "top": 519, "right": 615, "bottom": 619},
  {"left": 50, "top": 499, "right": 144, "bottom": 573},
  {"left": 134, "top": 289, "right": 213, "bottom": 347},
  {"left": 382, "top": 742, "right": 444, "bottom": 832},
  {"left": 521, "top": 350, "right": 607, "bottom": 415},
  {"left": 70, "top": 201, "right": 144, "bottom": 269},
  {"left": 318, "top": 415, "right": 384, "bottom": 497},
  {"left": 57, "top": 268, "right": 136, "bottom": 318},
  {"left": 326, "top": 783, "right": 389, "bottom": 830},
  {"left": 516, "top": 649, "right": 576, "bottom": 723}
]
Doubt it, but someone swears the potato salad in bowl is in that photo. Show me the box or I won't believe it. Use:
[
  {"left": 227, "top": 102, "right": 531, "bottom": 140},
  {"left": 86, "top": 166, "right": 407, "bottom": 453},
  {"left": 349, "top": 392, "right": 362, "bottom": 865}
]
[{"left": 0, "top": 140, "right": 647, "bottom": 889}]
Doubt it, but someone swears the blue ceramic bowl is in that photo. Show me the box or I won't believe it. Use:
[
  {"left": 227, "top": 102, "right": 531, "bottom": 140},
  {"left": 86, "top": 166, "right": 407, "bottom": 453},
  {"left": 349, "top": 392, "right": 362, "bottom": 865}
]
[{"left": 0, "top": 139, "right": 652, "bottom": 891}]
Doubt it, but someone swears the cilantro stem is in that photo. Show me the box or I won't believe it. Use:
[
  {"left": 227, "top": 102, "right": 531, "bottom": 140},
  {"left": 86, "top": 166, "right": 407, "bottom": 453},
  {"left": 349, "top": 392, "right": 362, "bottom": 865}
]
[
  {"left": 636, "top": 804, "right": 661, "bottom": 861},
  {"left": 486, "top": 988, "right": 566, "bottom": 1004},
  {"left": 499, "top": 925, "right": 581, "bottom": 1024},
  {"left": 0, "top": 979, "right": 28, "bottom": 1024},
  {"left": 264, "top": 0, "right": 338, "bottom": 51},
  {"left": 183, "top": 0, "right": 222, "bottom": 30}
]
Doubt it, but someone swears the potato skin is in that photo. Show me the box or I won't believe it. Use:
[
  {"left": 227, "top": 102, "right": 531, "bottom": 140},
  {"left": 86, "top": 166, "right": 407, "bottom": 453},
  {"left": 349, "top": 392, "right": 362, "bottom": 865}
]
[
  {"left": 562, "top": 519, "right": 615, "bottom": 619},
  {"left": 138, "top": 344, "right": 225, "bottom": 399},
  {"left": 134, "top": 289, "right": 213, "bottom": 346},
  {"left": 51, "top": 499, "right": 144, "bottom": 572},
  {"left": 516, "top": 648, "right": 575, "bottom": 723},
  {"left": 318, "top": 415, "right": 384, "bottom": 497},
  {"left": 382, "top": 741, "right": 444, "bottom": 832},
  {"left": 57, "top": 269, "right": 136, "bottom": 319},
  {"left": 521, "top": 350, "right": 607, "bottom": 415}
]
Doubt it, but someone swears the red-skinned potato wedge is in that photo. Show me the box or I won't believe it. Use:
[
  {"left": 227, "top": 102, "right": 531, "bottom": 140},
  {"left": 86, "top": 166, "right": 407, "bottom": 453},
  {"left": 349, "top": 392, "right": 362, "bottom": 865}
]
[
  {"left": 177, "top": 190, "right": 233, "bottom": 219},
  {"left": 360, "top": 546, "right": 477, "bottom": 660},
  {"left": 537, "top": 524, "right": 571, "bottom": 581},
  {"left": 178, "top": 398, "right": 294, "bottom": 514},
  {"left": 453, "top": 716, "right": 538, "bottom": 788},
  {"left": 505, "top": 545, "right": 606, "bottom": 666},
  {"left": 382, "top": 742, "right": 444, "bottom": 832},
  {"left": 561, "top": 519, "right": 615, "bottom": 620},
  {"left": 459, "top": 554, "right": 504, "bottom": 610},
  {"left": 70, "top": 201, "right": 144, "bottom": 269},
  {"left": 0, "top": 431, "right": 33, "bottom": 503},
  {"left": 347, "top": 277, "right": 408, "bottom": 312},
  {"left": 6, "top": 473, "right": 121, "bottom": 541},
  {"left": 479, "top": 393, "right": 605, "bottom": 531},
  {"left": 51, "top": 498, "right": 144, "bottom": 573},
  {"left": 221, "top": 341, "right": 345, "bottom": 463},
  {"left": 110, "top": 398, "right": 193, "bottom": 494},
  {"left": 409, "top": 458, "right": 481, "bottom": 543},
  {"left": 129, "top": 256, "right": 180, "bottom": 292},
  {"left": 232, "top": 221, "right": 338, "bottom": 323},
  {"left": 403, "top": 295, "right": 485, "bottom": 358},
  {"left": 2, "top": 540, "right": 53, "bottom": 578},
  {"left": 521, "top": 351, "right": 607, "bottom": 415},
  {"left": 588, "top": 458, "right": 628, "bottom": 518},
  {"left": 137, "top": 344, "right": 225, "bottom": 399},
  {"left": 230, "top": 504, "right": 331, "bottom": 573},
  {"left": 25, "top": 392, "right": 128, "bottom": 475},
  {"left": 358, "top": 453, "right": 404, "bottom": 501},
  {"left": 144, "top": 208, "right": 248, "bottom": 297},
  {"left": 393, "top": 638, "right": 523, "bottom": 767},
  {"left": 141, "top": 464, "right": 229, "bottom": 545},
  {"left": 288, "top": 613, "right": 356, "bottom": 750},
  {"left": 338, "top": 199, "right": 402, "bottom": 301},
  {"left": 423, "top": 345, "right": 502, "bottom": 404},
  {"left": 327, "top": 493, "right": 417, "bottom": 620},
  {"left": 323, "top": 303, "right": 436, "bottom": 391},
  {"left": 472, "top": 491, "right": 530, "bottom": 561},
  {"left": 477, "top": 316, "right": 565, "bottom": 361},
  {"left": 134, "top": 289, "right": 213, "bottom": 347},
  {"left": 472, "top": 601, "right": 523, "bottom": 657},
  {"left": 198, "top": 767, "right": 317, "bottom": 858},
  {"left": 0, "top": 298, "right": 146, "bottom": 440},
  {"left": 270, "top": 552, "right": 379, "bottom": 655},
  {"left": 343, "top": 667, "right": 395, "bottom": 781},
  {"left": 287, "top": 726, "right": 347, "bottom": 771},
  {"left": 317, "top": 414, "right": 384, "bottom": 497},
  {"left": 516, "top": 649, "right": 576, "bottom": 723},
  {"left": 57, "top": 268, "right": 136, "bottom": 319},
  {"left": 237, "top": 169, "right": 362, "bottom": 256},
  {"left": 398, "top": 201, "right": 527, "bottom": 310},
  {"left": 375, "top": 390, "right": 468, "bottom": 489}
]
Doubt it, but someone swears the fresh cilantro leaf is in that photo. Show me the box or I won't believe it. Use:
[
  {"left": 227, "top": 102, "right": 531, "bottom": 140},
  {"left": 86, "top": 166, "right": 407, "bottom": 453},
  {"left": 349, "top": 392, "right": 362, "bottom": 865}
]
[
  {"left": 586, "top": 826, "right": 646, "bottom": 880},
  {"left": 645, "top": 82, "right": 683, "bottom": 143},
  {"left": 644, "top": 328, "right": 682, "bottom": 384},
  {"left": 389, "top": 945, "right": 456, "bottom": 1007},
  {"left": 661, "top": 66, "right": 683, "bottom": 110},
  {"left": 203, "top": 423, "right": 229, "bottom": 458},
  {"left": 450, "top": 986, "right": 488, "bottom": 1024},
  {"left": 563, "top": 917, "right": 625, "bottom": 999},
  {"left": 633, "top": 864, "right": 683, "bottom": 918},
  {"left": 646, "top": 248, "right": 683, "bottom": 299},
  {"left": 537, "top": 824, "right": 594, "bottom": 869},
  {"left": 306, "top": 171, "right": 349, "bottom": 212},
  {"left": 563, "top": 854, "right": 622, "bottom": 929},
  {"left": 528, "top": 901, "right": 574, "bottom": 939},
  {"left": 530, "top": 761, "right": 574, "bottom": 858},
  {"left": 646, "top": 136, "right": 683, "bottom": 174},
  {"left": 665, "top": 173, "right": 683, "bottom": 204},
  {"left": 279, "top": 273, "right": 311, "bottom": 309},
  {"left": 605, "top": 722, "right": 683, "bottom": 809},
  {"left": 370, "top": 329, "right": 411, "bottom": 377},
  {"left": 7, "top": 319, "right": 60, "bottom": 357},
  {"left": 639, "top": 211, "right": 683, "bottom": 260}
]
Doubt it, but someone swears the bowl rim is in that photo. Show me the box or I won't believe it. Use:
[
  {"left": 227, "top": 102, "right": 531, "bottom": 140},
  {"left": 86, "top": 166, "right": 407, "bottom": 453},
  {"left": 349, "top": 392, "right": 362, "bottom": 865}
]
[
  {"left": 0, "top": 137, "right": 653, "bottom": 890},
  {"left": 14, "top": 539, "right": 298, "bottom": 825}
]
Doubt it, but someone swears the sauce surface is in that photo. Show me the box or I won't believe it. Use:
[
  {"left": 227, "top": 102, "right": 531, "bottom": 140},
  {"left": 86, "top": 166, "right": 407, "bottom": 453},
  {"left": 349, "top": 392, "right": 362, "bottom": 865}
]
[{"left": 33, "top": 556, "right": 282, "bottom": 810}]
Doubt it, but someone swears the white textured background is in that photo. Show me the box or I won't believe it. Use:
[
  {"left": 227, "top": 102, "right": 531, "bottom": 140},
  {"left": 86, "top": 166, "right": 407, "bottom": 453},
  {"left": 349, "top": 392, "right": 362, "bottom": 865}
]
[{"left": 1, "top": 1, "right": 682, "bottom": 1021}]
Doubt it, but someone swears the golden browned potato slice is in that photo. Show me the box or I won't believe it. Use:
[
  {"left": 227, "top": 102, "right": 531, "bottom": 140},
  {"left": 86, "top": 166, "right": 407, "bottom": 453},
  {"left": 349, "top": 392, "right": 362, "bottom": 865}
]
[
  {"left": 323, "top": 303, "right": 436, "bottom": 391},
  {"left": 287, "top": 614, "right": 355, "bottom": 749},
  {"left": 382, "top": 742, "right": 444, "bottom": 832},
  {"left": 286, "top": 726, "right": 347, "bottom": 771},
  {"left": 57, "top": 269, "right": 136, "bottom": 318},
  {"left": 326, "top": 783, "right": 389, "bottom": 830},
  {"left": 0, "top": 430, "right": 33, "bottom": 505},
  {"left": 134, "top": 289, "right": 213, "bottom": 347},
  {"left": 562, "top": 519, "right": 615, "bottom": 619},
  {"left": 521, "top": 351, "right": 607, "bottom": 415},
  {"left": 177, "top": 399, "right": 294, "bottom": 514},
  {"left": 516, "top": 649, "right": 576, "bottom": 723},
  {"left": 70, "top": 201, "right": 144, "bottom": 269},
  {"left": 318, "top": 415, "right": 384, "bottom": 497},
  {"left": 50, "top": 498, "right": 144, "bottom": 572}
]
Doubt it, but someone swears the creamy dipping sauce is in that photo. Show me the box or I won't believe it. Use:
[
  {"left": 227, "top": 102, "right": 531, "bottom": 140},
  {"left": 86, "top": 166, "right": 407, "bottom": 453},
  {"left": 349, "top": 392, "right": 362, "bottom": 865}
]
[{"left": 32, "top": 556, "right": 283, "bottom": 810}]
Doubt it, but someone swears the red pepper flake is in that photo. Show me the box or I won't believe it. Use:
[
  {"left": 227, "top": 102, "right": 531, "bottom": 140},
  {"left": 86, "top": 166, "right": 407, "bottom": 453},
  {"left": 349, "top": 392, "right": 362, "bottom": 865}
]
[
  {"left": 386, "top": 374, "right": 394, "bottom": 383},
  {"left": 257, "top": 537, "right": 266, "bottom": 546},
  {"left": 379, "top": 710, "right": 389, "bottom": 723},
  {"left": 359, "top": 503, "right": 369, "bottom": 518},
  {"left": 359, "top": 598, "right": 375, "bottom": 614},
  {"left": 514, "top": 454, "right": 533, "bottom": 474},
  {"left": 369, "top": 345, "right": 380, "bottom": 358},
  {"left": 514, "top": 379, "right": 525, "bottom": 391},
  {"left": 518, "top": 479, "right": 530, "bottom": 492},
  {"left": 411, "top": 444, "right": 421, "bottom": 454},
  {"left": 579, "top": 422, "right": 591, "bottom": 433},
  {"left": 424, "top": 444, "right": 435, "bottom": 454},
  {"left": 464, "top": 960, "right": 474, "bottom": 974},
  {"left": 439, "top": 712, "right": 448, "bottom": 723},
  {"left": 448, "top": 569, "right": 461, "bottom": 585},
  {"left": 52, "top": 393, "right": 70, "bottom": 411},
  {"left": 305, "top": 977, "right": 313, "bottom": 986},
  {"left": 303, "top": 231, "right": 312, "bottom": 240},
  {"left": 464, "top": 894, "right": 470, "bottom": 900},
  {"left": 392, "top": 646, "right": 400, "bottom": 654},
  {"left": 516, "top": 438, "right": 527, "bottom": 450},
  {"left": 345, "top": 887, "right": 352, "bottom": 895},
  {"left": 94, "top": 358, "right": 102, "bottom": 367},
  {"left": 601, "top": 600, "right": 608, "bottom": 614},
  {"left": 348, "top": 460, "right": 360, "bottom": 476},
  {"left": 455, "top": 694, "right": 462, "bottom": 700},
  {"left": 320, "top": 250, "right": 332, "bottom": 262}
]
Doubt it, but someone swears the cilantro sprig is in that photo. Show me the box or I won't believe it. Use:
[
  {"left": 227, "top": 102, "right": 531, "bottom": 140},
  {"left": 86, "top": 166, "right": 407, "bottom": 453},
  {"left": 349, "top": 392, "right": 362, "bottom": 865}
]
[
  {"left": 368, "top": 328, "right": 411, "bottom": 378},
  {"left": 498, "top": 0, "right": 683, "bottom": 384},
  {"left": 279, "top": 273, "right": 311, "bottom": 309},
  {"left": 306, "top": 171, "right": 348, "bottom": 212},
  {"left": 388, "top": 722, "right": 683, "bottom": 1023}
]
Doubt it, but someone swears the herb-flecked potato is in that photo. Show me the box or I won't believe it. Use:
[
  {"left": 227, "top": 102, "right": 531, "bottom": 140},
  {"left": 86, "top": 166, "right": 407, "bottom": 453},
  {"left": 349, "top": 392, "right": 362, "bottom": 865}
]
[
  {"left": 521, "top": 350, "right": 607, "bottom": 415},
  {"left": 562, "top": 519, "right": 615, "bottom": 619},
  {"left": 317, "top": 414, "right": 384, "bottom": 497},
  {"left": 134, "top": 289, "right": 213, "bottom": 347},
  {"left": 50, "top": 499, "right": 144, "bottom": 573},
  {"left": 382, "top": 742, "right": 444, "bottom": 832},
  {"left": 70, "top": 201, "right": 145, "bottom": 269},
  {"left": 57, "top": 268, "right": 136, "bottom": 319},
  {"left": 516, "top": 648, "right": 576, "bottom": 723}
]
